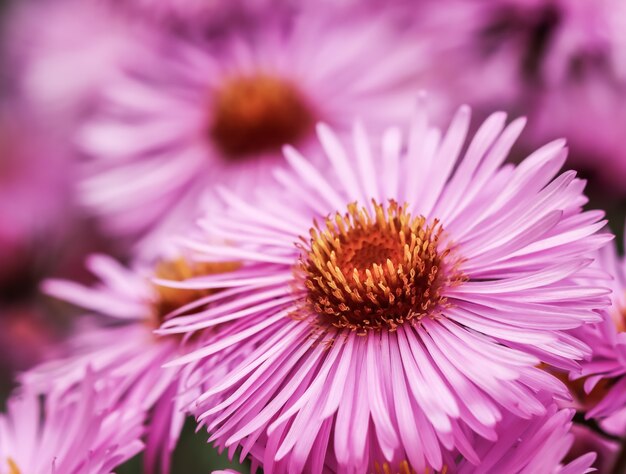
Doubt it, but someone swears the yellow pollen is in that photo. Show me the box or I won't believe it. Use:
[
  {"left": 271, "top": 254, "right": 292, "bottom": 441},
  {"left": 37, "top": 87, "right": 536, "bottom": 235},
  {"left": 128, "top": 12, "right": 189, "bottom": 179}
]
[
  {"left": 299, "top": 200, "right": 462, "bottom": 334},
  {"left": 209, "top": 75, "right": 315, "bottom": 159},
  {"left": 152, "top": 258, "right": 240, "bottom": 326},
  {"left": 372, "top": 461, "right": 448, "bottom": 474},
  {"left": 7, "top": 458, "right": 21, "bottom": 474}
]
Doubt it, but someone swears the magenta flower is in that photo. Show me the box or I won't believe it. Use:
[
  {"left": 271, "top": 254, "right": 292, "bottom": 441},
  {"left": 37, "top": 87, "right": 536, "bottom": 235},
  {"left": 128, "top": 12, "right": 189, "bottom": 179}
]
[
  {"left": 157, "top": 105, "right": 611, "bottom": 473},
  {"left": 78, "top": 10, "right": 444, "bottom": 240},
  {"left": 0, "top": 372, "right": 144, "bottom": 474},
  {"left": 20, "top": 254, "right": 236, "bottom": 473},
  {"left": 458, "top": 404, "right": 596, "bottom": 473},
  {"left": 572, "top": 237, "right": 626, "bottom": 424}
]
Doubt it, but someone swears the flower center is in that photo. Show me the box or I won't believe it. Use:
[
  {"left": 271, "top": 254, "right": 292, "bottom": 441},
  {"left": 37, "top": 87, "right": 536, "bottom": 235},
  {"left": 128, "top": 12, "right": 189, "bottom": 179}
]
[
  {"left": 300, "top": 200, "right": 461, "bottom": 334},
  {"left": 152, "top": 258, "right": 239, "bottom": 326},
  {"left": 372, "top": 461, "right": 448, "bottom": 474},
  {"left": 209, "top": 75, "right": 315, "bottom": 160}
]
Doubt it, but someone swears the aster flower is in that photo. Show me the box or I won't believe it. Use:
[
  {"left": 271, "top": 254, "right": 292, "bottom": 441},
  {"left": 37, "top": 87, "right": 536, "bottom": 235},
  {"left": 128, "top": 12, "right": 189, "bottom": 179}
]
[
  {"left": 157, "top": 105, "right": 611, "bottom": 473},
  {"left": 572, "top": 237, "right": 626, "bottom": 424},
  {"left": 78, "top": 9, "right": 449, "bottom": 243},
  {"left": 0, "top": 372, "right": 144, "bottom": 474},
  {"left": 21, "top": 253, "right": 238, "bottom": 473},
  {"left": 458, "top": 404, "right": 596, "bottom": 474}
]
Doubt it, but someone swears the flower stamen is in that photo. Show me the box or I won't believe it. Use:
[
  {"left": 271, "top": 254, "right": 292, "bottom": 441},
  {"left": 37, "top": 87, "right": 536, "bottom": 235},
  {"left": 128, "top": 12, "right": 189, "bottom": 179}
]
[{"left": 299, "top": 200, "right": 462, "bottom": 334}]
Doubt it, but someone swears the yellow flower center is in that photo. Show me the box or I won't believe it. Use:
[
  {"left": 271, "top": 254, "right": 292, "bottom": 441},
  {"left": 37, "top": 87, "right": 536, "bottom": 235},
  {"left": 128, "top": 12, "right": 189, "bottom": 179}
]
[
  {"left": 152, "top": 258, "right": 240, "bottom": 326},
  {"left": 300, "top": 200, "right": 462, "bottom": 334}
]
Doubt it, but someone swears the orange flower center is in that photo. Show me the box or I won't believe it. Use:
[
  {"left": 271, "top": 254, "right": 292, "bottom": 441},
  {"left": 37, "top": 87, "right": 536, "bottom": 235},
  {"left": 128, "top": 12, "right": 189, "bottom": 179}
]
[
  {"left": 300, "top": 200, "right": 462, "bottom": 334},
  {"left": 209, "top": 75, "right": 315, "bottom": 159}
]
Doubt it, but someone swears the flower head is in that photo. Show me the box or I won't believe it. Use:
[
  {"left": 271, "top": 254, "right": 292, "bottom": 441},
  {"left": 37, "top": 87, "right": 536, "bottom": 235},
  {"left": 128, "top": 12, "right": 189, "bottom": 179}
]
[
  {"left": 0, "top": 372, "right": 143, "bottom": 474},
  {"left": 157, "top": 105, "right": 611, "bottom": 473},
  {"left": 78, "top": 9, "right": 445, "bottom": 242},
  {"left": 21, "top": 253, "right": 237, "bottom": 473},
  {"left": 572, "top": 236, "right": 626, "bottom": 425},
  {"left": 458, "top": 404, "right": 597, "bottom": 474}
]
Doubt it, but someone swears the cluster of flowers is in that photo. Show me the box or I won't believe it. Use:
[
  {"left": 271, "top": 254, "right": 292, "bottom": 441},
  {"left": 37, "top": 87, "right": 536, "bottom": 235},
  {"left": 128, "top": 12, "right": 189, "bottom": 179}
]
[{"left": 1, "top": 0, "right": 626, "bottom": 473}]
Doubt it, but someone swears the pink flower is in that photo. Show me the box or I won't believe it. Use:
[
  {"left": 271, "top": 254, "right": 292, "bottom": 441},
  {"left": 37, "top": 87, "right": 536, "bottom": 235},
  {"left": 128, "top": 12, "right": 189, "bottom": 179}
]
[
  {"left": 0, "top": 371, "right": 144, "bottom": 474},
  {"left": 157, "top": 105, "right": 611, "bottom": 473},
  {"left": 78, "top": 9, "right": 449, "bottom": 242},
  {"left": 573, "top": 237, "right": 626, "bottom": 425},
  {"left": 458, "top": 404, "right": 597, "bottom": 474},
  {"left": 20, "top": 254, "right": 236, "bottom": 473}
]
